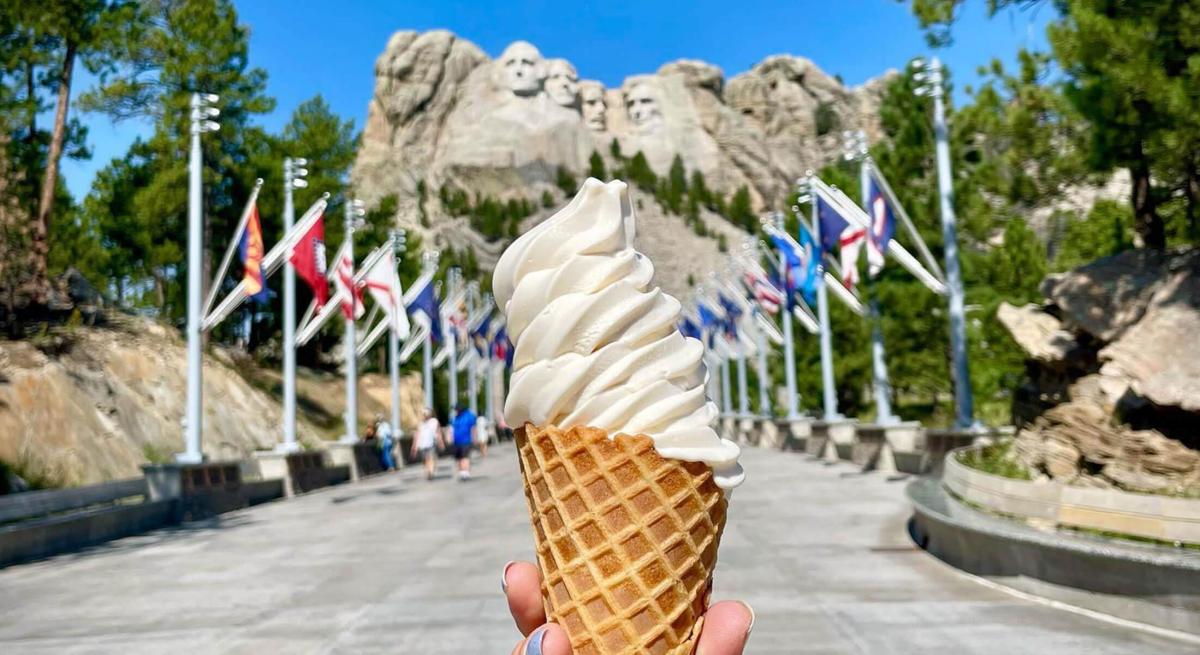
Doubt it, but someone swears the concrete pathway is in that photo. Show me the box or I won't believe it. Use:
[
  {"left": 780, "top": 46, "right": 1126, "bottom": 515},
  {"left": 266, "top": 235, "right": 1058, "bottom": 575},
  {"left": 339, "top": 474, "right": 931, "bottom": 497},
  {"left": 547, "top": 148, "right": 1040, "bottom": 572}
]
[{"left": 0, "top": 443, "right": 1195, "bottom": 654}]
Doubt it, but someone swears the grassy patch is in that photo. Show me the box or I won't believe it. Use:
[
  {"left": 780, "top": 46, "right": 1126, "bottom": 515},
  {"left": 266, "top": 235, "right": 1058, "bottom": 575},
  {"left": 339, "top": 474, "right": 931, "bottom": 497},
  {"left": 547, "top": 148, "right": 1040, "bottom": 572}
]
[{"left": 956, "top": 440, "right": 1032, "bottom": 480}]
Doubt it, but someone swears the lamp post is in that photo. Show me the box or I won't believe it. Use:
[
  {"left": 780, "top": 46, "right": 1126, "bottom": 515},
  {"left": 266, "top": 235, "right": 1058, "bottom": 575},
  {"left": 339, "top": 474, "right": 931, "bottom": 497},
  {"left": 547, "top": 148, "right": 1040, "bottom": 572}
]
[
  {"left": 342, "top": 197, "right": 366, "bottom": 443},
  {"left": 389, "top": 229, "right": 406, "bottom": 441},
  {"left": 466, "top": 280, "right": 480, "bottom": 416},
  {"left": 843, "top": 130, "right": 897, "bottom": 425},
  {"left": 279, "top": 156, "right": 308, "bottom": 453},
  {"left": 913, "top": 56, "right": 975, "bottom": 429},
  {"left": 180, "top": 92, "right": 220, "bottom": 464}
]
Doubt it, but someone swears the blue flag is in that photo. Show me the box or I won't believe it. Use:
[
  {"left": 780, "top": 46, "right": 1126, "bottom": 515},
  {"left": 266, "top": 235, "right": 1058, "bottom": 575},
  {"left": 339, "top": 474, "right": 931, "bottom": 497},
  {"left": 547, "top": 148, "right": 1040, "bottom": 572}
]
[
  {"left": 406, "top": 279, "right": 442, "bottom": 342},
  {"left": 678, "top": 317, "right": 702, "bottom": 342},
  {"left": 797, "top": 223, "right": 821, "bottom": 306},
  {"left": 866, "top": 173, "right": 897, "bottom": 278},
  {"left": 717, "top": 292, "right": 741, "bottom": 339}
]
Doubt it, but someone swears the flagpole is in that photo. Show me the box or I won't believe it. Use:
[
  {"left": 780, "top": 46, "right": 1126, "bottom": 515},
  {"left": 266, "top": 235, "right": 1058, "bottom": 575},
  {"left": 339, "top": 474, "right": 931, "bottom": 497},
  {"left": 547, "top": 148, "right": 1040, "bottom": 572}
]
[
  {"left": 342, "top": 197, "right": 365, "bottom": 443},
  {"left": 915, "top": 56, "right": 975, "bottom": 429},
  {"left": 180, "top": 92, "right": 219, "bottom": 464},
  {"left": 735, "top": 347, "right": 749, "bottom": 417},
  {"left": 447, "top": 267, "right": 460, "bottom": 414},
  {"left": 280, "top": 157, "right": 308, "bottom": 453},
  {"left": 421, "top": 251, "right": 437, "bottom": 410},
  {"left": 772, "top": 212, "right": 801, "bottom": 419},
  {"left": 754, "top": 309, "right": 772, "bottom": 417},
  {"left": 466, "top": 281, "right": 479, "bottom": 416},
  {"left": 846, "top": 131, "right": 897, "bottom": 426},
  {"left": 719, "top": 355, "right": 733, "bottom": 417},
  {"left": 808, "top": 174, "right": 840, "bottom": 421},
  {"left": 389, "top": 231, "right": 405, "bottom": 441}
]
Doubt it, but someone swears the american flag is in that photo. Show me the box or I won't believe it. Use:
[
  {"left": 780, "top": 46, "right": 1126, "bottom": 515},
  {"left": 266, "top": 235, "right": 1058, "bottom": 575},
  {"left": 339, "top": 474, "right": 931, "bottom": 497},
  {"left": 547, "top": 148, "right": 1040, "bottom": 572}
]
[{"left": 743, "top": 270, "right": 782, "bottom": 314}]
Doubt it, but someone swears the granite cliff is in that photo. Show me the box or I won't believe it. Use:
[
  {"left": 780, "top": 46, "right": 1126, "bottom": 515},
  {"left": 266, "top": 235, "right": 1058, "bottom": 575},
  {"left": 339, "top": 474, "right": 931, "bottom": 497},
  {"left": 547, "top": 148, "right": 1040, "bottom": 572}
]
[{"left": 352, "top": 30, "right": 894, "bottom": 294}]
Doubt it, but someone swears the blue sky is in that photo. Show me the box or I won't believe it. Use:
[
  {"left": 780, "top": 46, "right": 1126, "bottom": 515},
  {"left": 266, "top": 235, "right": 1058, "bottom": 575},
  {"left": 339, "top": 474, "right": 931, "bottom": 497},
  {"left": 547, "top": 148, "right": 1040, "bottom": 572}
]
[{"left": 60, "top": 0, "right": 1054, "bottom": 199}]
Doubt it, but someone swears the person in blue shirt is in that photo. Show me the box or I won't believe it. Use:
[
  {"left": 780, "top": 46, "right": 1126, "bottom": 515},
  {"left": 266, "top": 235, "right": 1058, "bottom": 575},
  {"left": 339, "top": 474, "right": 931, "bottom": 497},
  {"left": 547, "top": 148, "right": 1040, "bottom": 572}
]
[{"left": 451, "top": 403, "right": 477, "bottom": 481}]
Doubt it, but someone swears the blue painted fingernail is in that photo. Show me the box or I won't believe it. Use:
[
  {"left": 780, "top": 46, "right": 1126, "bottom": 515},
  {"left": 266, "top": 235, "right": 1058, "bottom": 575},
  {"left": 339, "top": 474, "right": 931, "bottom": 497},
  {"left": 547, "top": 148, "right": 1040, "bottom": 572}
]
[
  {"left": 501, "top": 561, "right": 516, "bottom": 594},
  {"left": 524, "top": 627, "right": 547, "bottom": 655}
]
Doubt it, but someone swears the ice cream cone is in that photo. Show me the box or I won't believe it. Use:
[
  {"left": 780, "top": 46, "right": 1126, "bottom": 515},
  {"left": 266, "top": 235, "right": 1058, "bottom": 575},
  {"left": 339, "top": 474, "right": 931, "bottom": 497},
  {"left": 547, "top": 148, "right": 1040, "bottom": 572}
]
[{"left": 515, "top": 423, "right": 728, "bottom": 655}]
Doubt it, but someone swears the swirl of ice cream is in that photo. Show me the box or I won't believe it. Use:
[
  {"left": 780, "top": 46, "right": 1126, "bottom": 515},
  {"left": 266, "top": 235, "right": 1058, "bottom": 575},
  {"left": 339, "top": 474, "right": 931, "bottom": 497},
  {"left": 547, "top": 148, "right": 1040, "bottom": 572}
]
[{"left": 493, "top": 178, "right": 744, "bottom": 489}]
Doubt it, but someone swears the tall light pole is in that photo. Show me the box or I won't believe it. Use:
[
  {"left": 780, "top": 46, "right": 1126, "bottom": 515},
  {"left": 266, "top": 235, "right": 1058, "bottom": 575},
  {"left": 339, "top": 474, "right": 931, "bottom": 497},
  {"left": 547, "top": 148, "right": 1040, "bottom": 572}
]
[
  {"left": 806, "top": 174, "right": 840, "bottom": 421},
  {"left": 389, "top": 229, "right": 406, "bottom": 440},
  {"left": 180, "top": 92, "right": 219, "bottom": 464},
  {"left": 279, "top": 157, "right": 308, "bottom": 453},
  {"left": 342, "top": 197, "right": 366, "bottom": 442},
  {"left": 843, "top": 130, "right": 896, "bottom": 425},
  {"left": 914, "top": 56, "right": 974, "bottom": 429},
  {"left": 769, "top": 211, "right": 801, "bottom": 419}
]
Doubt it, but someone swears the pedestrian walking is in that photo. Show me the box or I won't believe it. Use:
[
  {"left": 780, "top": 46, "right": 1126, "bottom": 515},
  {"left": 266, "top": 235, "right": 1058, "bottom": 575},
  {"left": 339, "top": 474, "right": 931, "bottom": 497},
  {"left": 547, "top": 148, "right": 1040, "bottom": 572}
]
[
  {"left": 376, "top": 413, "right": 396, "bottom": 471},
  {"left": 451, "top": 402, "right": 477, "bottom": 481},
  {"left": 410, "top": 407, "right": 443, "bottom": 480}
]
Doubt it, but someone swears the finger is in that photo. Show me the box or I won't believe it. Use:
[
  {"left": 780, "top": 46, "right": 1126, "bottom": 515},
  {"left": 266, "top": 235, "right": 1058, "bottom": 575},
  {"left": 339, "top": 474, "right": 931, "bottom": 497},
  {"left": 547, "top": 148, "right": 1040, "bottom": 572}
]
[
  {"left": 511, "top": 624, "right": 572, "bottom": 655},
  {"left": 696, "top": 600, "right": 754, "bottom": 655},
  {"left": 503, "top": 560, "right": 547, "bottom": 635}
]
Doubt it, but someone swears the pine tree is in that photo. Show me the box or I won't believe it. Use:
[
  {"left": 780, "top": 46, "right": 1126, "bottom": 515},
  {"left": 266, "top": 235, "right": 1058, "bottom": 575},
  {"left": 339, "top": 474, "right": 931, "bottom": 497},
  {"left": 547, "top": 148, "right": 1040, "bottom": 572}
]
[
  {"left": 626, "top": 151, "right": 657, "bottom": 189},
  {"left": 555, "top": 165, "right": 577, "bottom": 195},
  {"left": 587, "top": 150, "right": 607, "bottom": 180},
  {"left": 727, "top": 186, "right": 756, "bottom": 231},
  {"left": 665, "top": 154, "right": 687, "bottom": 214}
]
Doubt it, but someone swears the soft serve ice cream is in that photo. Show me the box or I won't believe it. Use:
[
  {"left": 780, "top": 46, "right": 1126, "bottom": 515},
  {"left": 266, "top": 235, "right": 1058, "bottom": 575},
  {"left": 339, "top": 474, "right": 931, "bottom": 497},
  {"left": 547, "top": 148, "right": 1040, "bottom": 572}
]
[{"left": 493, "top": 178, "right": 744, "bottom": 489}]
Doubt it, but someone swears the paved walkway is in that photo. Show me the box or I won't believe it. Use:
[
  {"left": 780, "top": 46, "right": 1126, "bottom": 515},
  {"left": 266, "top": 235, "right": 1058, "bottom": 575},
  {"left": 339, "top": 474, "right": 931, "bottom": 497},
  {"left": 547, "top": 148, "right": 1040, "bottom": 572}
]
[{"left": 0, "top": 443, "right": 1196, "bottom": 654}]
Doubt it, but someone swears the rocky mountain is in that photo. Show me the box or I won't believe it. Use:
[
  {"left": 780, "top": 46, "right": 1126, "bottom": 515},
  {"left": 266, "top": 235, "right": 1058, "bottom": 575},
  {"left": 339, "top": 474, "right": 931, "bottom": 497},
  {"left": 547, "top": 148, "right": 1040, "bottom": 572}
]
[
  {"left": 352, "top": 30, "right": 893, "bottom": 293},
  {"left": 999, "top": 248, "right": 1200, "bottom": 494}
]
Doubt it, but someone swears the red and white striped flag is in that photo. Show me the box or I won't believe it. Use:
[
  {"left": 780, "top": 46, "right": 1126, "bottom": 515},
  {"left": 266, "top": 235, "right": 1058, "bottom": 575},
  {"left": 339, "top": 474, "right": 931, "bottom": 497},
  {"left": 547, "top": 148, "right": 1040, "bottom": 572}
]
[{"left": 743, "top": 270, "right": 782, "bottom": 314}]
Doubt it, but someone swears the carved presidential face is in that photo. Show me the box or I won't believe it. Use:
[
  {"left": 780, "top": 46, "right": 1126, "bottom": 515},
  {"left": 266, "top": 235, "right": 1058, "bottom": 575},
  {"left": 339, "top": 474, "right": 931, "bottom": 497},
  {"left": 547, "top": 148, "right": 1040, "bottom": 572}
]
[
  {"left": 499, "top": 41, "right": 544, "bottom": 96},
  {"left": 545, "top": 59, "right": 579, "bottom": 107},
  {"left": 579, "top": 81, "right": 607, "bottom": 130},
  {"left": 624, "top": 81, "right": 663, "bottom": 128}
]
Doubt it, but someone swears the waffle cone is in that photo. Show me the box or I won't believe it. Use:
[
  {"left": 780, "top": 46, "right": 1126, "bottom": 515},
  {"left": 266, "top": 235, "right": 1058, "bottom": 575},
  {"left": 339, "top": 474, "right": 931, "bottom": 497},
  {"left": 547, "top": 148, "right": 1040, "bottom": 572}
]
[{"left": 515, "top": 424, "right": 728, "bottom": 655}]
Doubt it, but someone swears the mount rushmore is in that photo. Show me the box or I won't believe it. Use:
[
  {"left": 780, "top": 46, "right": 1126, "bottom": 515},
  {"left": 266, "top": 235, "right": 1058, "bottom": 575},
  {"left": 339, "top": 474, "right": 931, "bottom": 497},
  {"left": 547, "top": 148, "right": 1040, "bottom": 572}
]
[{"left": 352, "top": 30, "right": 894, "bottom": 287}]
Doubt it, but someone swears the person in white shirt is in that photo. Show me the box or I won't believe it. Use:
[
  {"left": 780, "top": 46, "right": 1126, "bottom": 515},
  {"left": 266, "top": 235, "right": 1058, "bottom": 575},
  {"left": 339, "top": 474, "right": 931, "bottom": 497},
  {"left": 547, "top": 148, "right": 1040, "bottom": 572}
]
[{"left": 410, "top": 407, "right": 444, "bottom": 480}]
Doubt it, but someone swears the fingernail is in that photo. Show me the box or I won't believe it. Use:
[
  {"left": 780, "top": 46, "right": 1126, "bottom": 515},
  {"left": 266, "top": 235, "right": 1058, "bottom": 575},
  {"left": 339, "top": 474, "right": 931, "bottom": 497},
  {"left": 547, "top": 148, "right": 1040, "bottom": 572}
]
[
  {"left": 501, "top": 561, "right": 516, "bottom": 594},
  {"left": 523, "top": 626, "right": 548, "bottom": 655},
  {"left": 737, "top": 601, "right": 756, "bottom": 637}
]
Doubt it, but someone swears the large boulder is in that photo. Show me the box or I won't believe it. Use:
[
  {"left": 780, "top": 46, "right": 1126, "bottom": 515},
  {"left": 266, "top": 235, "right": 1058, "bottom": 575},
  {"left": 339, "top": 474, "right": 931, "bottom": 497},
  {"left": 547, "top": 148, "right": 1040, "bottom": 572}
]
[{"left": 1002, "top": 249, "right": 1200, "bottom": 494}]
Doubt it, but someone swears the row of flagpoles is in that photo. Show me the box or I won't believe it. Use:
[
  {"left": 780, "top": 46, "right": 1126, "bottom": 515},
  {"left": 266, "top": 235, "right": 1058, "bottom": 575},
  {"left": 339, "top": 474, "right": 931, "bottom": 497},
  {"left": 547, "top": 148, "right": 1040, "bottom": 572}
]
[
  {"left": 180, "top": 93, "right": 514, "bottom": 462},
  {"left": 680, "top": 145, "right": 951, "bottom": 429}
]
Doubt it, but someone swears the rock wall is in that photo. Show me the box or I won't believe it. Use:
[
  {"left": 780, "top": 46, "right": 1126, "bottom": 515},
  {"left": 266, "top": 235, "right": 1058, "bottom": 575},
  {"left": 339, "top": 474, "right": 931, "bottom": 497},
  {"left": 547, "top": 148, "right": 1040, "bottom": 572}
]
[
  {"left": 999, "top": 249, "right": 1200, "bottom": 494},
  {"left": 0, "top": 316, "right": 424, "bottom": 487}
]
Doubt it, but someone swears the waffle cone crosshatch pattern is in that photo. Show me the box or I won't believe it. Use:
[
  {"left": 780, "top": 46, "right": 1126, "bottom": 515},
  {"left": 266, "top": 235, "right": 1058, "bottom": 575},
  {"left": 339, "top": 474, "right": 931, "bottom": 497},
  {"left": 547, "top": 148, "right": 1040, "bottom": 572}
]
[{"left": 515, "top": 424, "right": 728, "bottom": 655}]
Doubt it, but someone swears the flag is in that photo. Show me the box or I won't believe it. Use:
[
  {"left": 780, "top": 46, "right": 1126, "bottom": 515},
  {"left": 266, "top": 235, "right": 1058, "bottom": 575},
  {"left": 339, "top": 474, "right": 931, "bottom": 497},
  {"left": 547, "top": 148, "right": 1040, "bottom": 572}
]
[
  {"left": 817, "top": 196, "right": 865, "bottom": 289},
  {"left": 471, "top": 312, "right": 493, "bottom": 357},
  {"left": 361, "top": 250, "right": 410, "bottom": 338},
  {"left": 717, "top": 292, "right": 742, "bottom": 339},
  {"left": 768, "top": 225, "right": 821, "bottom": 307},
  {"left": 289, "top": 211, "right": 329, "bottom": 307},
  {"left": 743, "top": 270, "right": 781, "bottom": 314},
  {"left": 797, "top": 223, "right": 821, "bottom": 305},
  {"left": 866, "top": 173, "right": 897, "bottom": 278},
  {"left": 492, "top": 325, "right": 513, "bottom": 368},
  {"left": 239, "top": 202, "right": 268, "bottom": 303},
  {"left": 333, "top": 249, "right": 366, "bottom": 320},
  {"left": 678, "top": 317, "right": 702, "bottom": 341},
  {"left": 406, "top": 279, "right": 442, "bottom": 342}
]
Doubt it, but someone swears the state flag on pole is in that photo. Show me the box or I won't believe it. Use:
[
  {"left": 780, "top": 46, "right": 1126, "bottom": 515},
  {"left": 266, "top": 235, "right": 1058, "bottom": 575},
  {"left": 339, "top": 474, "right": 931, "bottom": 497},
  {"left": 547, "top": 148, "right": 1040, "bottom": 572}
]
[
  {"left": 333, "top": 250, "right": 365, "bottom": 320},
  {"left": 743, "top": 270, "right": 782, "bottom": 314},
  {"left": 239, "top": 202, "right": 268, "bottom": 303},
  {"left": 361, "top": 250, "right": 410, "bottom": 338},
  {"left": 406, "top": 279, "right": 442, "bottom": 342},
  {"left": 289, "top": 211, "right": 330, "bottom": 308},
  {"left": 817, "top": 196, "right": 865, "bottom": 289},
  {"left": 866, "top": 173, "right": 897, "bottom": 279}
]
